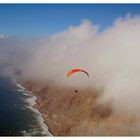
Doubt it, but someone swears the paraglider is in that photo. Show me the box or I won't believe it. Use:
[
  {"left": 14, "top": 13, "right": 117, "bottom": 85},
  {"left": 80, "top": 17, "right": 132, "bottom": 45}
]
[
  {"left": 67, "top": 69, "right": 89, "bottom": 78},
  {"left": 67, "top": 69, "right": 89, "bottom": 93},
  {"left": 75, "top": 90, "right": 78, "bottom": 93}
]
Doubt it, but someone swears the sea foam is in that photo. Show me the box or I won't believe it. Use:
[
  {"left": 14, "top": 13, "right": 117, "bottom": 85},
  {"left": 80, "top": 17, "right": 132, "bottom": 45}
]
[{"left": 15, "top": 82, "right": 53, "bottom": 136}]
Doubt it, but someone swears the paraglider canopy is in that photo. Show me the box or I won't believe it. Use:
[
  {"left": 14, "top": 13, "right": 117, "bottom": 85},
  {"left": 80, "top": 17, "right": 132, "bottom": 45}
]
[{"left": 67, "top": 69, "right": 89, "bottom": 78}]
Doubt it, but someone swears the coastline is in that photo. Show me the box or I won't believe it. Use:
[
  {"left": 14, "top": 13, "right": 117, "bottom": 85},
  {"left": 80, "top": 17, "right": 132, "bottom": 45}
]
[
  {"left": 13, "top": 80, "right": 140, "bottom": 136},
  {"left": 15, "top": 82, "right": 53, "bottom": 136}
]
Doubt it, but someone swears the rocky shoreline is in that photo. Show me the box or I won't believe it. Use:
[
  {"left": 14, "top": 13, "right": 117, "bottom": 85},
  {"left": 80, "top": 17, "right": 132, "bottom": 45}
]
[
  {"left": 19, "top": 80, "right": 140, "bottom": 136},
  {"left": 16, "top": 82, "right": 53, "bottom": 136}
]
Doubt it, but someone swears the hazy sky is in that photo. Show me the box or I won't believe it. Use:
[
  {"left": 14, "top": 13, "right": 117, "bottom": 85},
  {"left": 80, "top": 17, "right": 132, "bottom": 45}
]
[
  {"left": 2, "top": 4, "right": 140, "bottom": 119},
  {"left": 1, "top": 4, "right": 140, "bottom": 37}
]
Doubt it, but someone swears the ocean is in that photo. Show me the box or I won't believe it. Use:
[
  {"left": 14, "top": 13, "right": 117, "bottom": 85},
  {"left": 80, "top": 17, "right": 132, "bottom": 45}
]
[{"left": 0, "top": 77, "right": 52, "bottom": 136}]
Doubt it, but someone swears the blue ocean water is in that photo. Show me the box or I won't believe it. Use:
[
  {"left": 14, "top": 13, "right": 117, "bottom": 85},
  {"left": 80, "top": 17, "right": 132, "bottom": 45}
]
[{"left": 0, "top": 77, "right": 51, "bottom": 136}]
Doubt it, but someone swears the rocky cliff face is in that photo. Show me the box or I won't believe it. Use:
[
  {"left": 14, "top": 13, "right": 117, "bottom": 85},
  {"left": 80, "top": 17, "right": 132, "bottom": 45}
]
[{"left": 20, "top": 80, "right": 140, "bottom": 136}]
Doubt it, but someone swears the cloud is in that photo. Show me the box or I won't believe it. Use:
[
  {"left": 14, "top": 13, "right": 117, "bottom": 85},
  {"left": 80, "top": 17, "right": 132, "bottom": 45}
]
[
  {"left": 21, "top": 15, "right": 140, "bottom": 116},
  {"left": 1, "top": 15, "right": 140, "bottom": 117},
  {"left": 0, "top": 33, "right": 8, "bottom": 39},
  {"left": 0, "top": 36, "right": 30, "bottom": 79},
  {"left": 21, "top": 20, "right": 99, "bottom": 87}
]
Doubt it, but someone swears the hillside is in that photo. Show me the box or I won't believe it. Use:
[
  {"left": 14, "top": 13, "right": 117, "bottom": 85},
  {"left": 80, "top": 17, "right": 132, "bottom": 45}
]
[{"left": 20, "top": 80, "right": 139, "bottom": 136}]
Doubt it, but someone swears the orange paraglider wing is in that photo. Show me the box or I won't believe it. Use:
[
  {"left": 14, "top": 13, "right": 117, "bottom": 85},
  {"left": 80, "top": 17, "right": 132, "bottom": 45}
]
[{"left": 67, "top": 69, "right": 89, "bottom": 78}]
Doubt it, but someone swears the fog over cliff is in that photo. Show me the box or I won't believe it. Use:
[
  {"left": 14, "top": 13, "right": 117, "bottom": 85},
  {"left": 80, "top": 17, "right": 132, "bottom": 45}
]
[{"left": 1, "top": 15, "right": 140, "bottom": 117}]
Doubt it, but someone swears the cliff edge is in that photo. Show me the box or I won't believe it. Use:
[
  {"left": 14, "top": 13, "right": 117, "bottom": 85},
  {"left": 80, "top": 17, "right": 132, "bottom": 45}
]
[{"left": 19, "top": 80, "right": 139, "bottom": 136}]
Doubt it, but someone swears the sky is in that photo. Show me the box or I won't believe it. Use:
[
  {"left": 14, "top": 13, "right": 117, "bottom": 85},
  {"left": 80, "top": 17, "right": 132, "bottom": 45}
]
[
  {"left": 2, "top": 3, "right": 140, "bottom": 125},
  {"left": 1, "top": 4, "right": 140, "bottom": 37}
]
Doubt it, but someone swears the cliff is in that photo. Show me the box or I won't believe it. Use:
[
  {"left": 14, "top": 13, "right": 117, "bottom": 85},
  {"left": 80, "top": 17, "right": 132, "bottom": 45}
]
[{"left": 19, "top": 80, "right": 140, "bottom": 136}]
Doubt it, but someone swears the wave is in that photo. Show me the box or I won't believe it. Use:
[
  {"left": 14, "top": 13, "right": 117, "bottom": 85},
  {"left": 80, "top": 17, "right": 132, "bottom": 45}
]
[
  {"left": 16, "top": 83, "right": 26, "bottom": 90},
  {"left": 15, "top": 82, "right": 53, "bottom": 136}
]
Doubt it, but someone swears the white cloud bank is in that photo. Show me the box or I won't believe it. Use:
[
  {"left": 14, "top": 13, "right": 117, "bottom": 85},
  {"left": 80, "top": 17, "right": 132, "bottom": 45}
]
[{"left": 1, "top": 15, "right": 140, "bottom": 115}]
